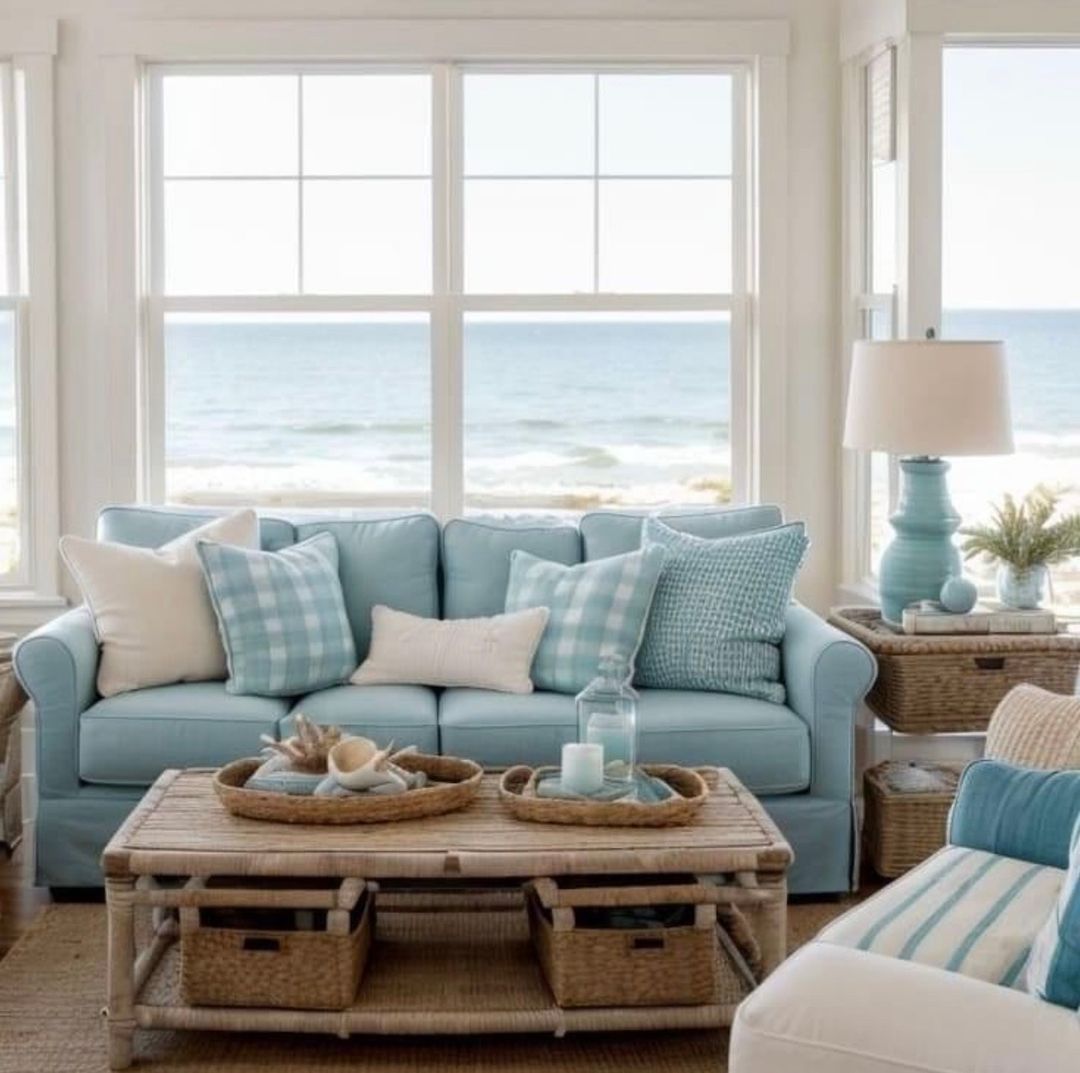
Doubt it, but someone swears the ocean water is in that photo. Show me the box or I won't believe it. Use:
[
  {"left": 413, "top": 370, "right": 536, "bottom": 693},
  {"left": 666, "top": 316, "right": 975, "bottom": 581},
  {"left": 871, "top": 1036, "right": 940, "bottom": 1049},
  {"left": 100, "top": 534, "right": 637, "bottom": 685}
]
[{"left": 164, "top": 315, "right": 733, "bottom": 506}]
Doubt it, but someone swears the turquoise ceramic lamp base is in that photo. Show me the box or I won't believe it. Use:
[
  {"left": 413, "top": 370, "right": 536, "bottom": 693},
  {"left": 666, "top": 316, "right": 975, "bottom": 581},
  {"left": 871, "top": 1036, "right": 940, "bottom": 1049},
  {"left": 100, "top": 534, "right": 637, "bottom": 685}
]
[{"left": 879, "top": 457, "right": 962, "bottom": 625}]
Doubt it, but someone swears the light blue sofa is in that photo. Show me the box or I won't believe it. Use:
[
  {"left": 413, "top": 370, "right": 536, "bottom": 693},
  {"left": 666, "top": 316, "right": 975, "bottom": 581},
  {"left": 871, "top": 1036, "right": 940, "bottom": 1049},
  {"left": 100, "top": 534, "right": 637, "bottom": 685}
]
[{"left": 15, "top": 504, "right": 875, "bottom": 893}]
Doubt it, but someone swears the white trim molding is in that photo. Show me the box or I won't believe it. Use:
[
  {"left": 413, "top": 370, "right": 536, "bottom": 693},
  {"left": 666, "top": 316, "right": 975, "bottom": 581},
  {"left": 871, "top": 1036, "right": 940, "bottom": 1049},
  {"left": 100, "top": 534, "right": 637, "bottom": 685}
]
[{"left": 96, "top": 18, "right": 791, "bottom": 62}]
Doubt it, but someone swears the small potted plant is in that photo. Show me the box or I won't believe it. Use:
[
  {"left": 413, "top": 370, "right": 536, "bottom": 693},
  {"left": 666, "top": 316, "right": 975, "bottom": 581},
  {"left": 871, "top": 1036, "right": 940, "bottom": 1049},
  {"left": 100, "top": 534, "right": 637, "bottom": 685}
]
[{"left": 960, "top": 487, "right": 1080, "bottom": 609}]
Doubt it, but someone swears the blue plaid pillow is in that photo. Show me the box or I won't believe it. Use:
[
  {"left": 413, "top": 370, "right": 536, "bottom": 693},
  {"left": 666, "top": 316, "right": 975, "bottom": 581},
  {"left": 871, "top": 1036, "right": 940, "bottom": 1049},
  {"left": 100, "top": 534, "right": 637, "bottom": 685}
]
[
  {"left": 197, "top": 532, "right": 357, "bottom": 697},
  {"left": 505, "top": 545, "right": 664, "bottom": 694},
  {"left": 635, "top": 518, "right": 808, "bottom": 702}
]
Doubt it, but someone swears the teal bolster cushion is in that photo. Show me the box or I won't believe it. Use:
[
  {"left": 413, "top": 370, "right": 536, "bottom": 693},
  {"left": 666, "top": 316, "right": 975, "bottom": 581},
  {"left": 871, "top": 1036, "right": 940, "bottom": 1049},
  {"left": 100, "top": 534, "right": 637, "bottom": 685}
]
[
  {"left": 635, "top": 519, "right": 808, "bottom": 703},
  {"left": 1025, "top": 814, "right": 1080, "bottom": 1010},
  {"left": 505, "top": 545, "right": 665, "bottom": 694},
  {"left": 949, "top": 760, "right": 1080, "bottom": 870},
  {"left": 197, "top": 532, "right": 357, "bottom": 697}
]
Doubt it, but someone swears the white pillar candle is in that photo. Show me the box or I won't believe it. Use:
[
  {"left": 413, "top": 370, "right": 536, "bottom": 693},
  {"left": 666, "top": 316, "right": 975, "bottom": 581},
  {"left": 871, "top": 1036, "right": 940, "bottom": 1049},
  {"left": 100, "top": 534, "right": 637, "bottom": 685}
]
[{"left": 561, "top": 742, "right": 604, "bottom": 796}]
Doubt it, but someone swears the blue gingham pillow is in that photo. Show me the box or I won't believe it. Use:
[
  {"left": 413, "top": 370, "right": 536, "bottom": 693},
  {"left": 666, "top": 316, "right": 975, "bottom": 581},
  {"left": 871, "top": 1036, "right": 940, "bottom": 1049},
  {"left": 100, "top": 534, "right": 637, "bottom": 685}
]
[
  {"left": 505, "top": 545, "right": 664, "bottom": 694},
  {"left": 197, "top": 532, "right": 357, "bottom": 697},
  {"left": 635, "top": 518, "right": 808, "bottom": 702}
]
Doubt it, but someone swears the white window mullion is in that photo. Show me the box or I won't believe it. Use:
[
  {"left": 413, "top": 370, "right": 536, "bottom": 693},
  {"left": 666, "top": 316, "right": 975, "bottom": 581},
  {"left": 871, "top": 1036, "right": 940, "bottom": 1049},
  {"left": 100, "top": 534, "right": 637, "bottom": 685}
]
[
  {"left": 142, "top": 68, "right": 165, "bottom": 503},
  {"left": 430, "top": 63, "right": 463, "bottom": 520}
]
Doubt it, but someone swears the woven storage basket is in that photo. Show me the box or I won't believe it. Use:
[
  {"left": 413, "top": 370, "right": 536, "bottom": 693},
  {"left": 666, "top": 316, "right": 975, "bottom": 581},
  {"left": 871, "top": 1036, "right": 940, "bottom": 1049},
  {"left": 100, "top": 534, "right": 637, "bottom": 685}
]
[
  {"left": 180, "top": 878, "right": 372, "bottom": 1010},
  {"left": 830, "top": 607, "right": 1080, "bottom": 733},
  {"left": 525, "top": 875, "right": 756, "bottom": 1008},
  {"left": 864, "top": 761, "right": 965, "bottom": 877}
]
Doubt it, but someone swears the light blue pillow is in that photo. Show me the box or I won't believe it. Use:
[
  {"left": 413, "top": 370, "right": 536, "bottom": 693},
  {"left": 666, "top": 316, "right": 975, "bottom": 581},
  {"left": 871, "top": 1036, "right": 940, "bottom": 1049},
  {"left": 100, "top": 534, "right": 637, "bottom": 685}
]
[
  {"left": 197, "top": 532, "right": 357, "bottom": 697},
  {"left": 1025, "top": 813, "right": 1080, "bottom": 1010},
  {"left": 635, "top": 518, "right": 808, "bottom": 702},
  {"left": 505, "top": 545, "right": 665, "bottom": 694}
]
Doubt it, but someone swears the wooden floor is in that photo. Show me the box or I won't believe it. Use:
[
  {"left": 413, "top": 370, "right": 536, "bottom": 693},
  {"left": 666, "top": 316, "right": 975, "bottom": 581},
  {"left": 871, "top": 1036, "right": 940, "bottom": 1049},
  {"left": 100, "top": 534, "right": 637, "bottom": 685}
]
[{"left": 0, "top": 842, "right": 50, "bottom": 962}]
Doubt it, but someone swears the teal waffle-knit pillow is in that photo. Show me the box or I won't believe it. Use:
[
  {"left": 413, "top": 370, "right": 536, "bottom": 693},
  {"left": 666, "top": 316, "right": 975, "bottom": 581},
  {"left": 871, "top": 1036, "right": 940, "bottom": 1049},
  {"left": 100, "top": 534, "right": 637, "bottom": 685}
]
[
  {"left": 197, "top": 532, "right": 357, "bottom": 697},
  {"left": 635, "top": 518, "right": 808, "bottom": 702},
  {"left": 505, "top": 544, "right": 665, "bottom": 694}
]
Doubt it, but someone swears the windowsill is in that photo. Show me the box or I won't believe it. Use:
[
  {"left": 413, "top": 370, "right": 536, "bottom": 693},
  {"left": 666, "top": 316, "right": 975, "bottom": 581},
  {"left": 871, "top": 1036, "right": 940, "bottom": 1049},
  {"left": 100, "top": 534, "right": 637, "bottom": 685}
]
[{"left": 0, "top": 591, "right": 69, "bottom": 635}]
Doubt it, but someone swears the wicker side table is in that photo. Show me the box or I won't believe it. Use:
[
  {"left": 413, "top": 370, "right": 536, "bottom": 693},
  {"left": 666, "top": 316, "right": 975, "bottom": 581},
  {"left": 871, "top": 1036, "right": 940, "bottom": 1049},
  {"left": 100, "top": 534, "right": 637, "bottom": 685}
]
[
  {"left": 863, "top": 760, "right": 964, "bottom": 877},
  {"left": 829, "top": 606, "right": 1080, "bottom": 733},
  {"left": 0, "top": 633, "right": 24, "bottom": 849}
]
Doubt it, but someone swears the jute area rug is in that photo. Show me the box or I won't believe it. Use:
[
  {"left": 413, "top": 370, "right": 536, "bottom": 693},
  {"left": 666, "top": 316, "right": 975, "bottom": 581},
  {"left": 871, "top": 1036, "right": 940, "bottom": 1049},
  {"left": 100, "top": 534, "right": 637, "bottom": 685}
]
[{"left": 0, "top": 900, "right": 850, "bottom": 1072}]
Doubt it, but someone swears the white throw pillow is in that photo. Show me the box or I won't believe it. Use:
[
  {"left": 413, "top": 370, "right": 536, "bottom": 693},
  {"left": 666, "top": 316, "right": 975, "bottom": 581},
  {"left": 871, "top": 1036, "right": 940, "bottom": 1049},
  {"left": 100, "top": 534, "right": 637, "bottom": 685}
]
[
  {"left": 351, "top": 604, "right": 549, "bottom": 694},
  {"left": 60, "top": 510, "right": 259, "bottom": 697}
]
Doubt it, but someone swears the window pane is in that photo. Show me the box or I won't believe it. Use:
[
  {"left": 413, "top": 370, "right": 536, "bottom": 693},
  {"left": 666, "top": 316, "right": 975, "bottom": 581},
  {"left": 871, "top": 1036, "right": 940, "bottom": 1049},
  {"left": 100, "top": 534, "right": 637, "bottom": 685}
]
[
  {"left": 162, "top": 75, "right": 297, "bottom": 177},
  {"left": 165, "top": 314, "right": 430, "bottom": 507},
  {"left": 464, "top": 74, "right": 593, "bottom": 176},
  {"left": 464, "top": 313, "right": 730, "bottom": 509},
  {"left": 599, "top": 179, "right": 731, "bottom": 293},
  {"left": 871, "top": 161, "right": 897, "bottom": 292},
  {"left": 943, "top": 48, "right": 1080, "bottom": 610},
  {"left": 599, "top": 74, "right": 732, "bottom": 176},
  {"left": 302, "top": 74, "right": 431, "bottom": 176},
  {"left": 303, "top": 180, "right": 431, "bottom": 294},
  {"left": 0, "top": 310, "right": 17, "bottom": 574},
  {"left": 465, "top": 180, "right": 593, "bottom": 294},
  {"left": 164, "top": 180, "right": 298, "bottom": 295}
]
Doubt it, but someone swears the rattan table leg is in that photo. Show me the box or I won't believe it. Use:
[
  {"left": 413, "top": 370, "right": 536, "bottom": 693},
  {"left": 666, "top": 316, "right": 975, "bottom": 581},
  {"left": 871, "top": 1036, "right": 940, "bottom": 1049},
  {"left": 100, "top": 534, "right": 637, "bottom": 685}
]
[{"left": 106, "top": 876, "right": 137, "bottom": 1070}]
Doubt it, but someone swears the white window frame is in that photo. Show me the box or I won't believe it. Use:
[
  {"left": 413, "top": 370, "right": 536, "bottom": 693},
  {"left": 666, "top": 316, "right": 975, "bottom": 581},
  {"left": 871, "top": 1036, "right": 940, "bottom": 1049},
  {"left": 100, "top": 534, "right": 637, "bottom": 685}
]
[
  {"left": 0, "top": 19, "right": 61, "bottom": 620},
  {"left": 99, "top": 17, "right": 791, "bottom": 520}
]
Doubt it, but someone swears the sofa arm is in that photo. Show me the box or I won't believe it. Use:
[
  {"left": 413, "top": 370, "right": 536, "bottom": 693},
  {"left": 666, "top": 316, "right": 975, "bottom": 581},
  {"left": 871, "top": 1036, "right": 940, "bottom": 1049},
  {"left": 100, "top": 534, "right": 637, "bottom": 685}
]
[
  {"left": 781, "top": 603, "right": 876, "bottom": 800},
  {"left": 13, "top": 607, "right": 98, "bottom": 796},
  {"left": 730, "top": 943, "right": 1080, "bottom": 1073}
]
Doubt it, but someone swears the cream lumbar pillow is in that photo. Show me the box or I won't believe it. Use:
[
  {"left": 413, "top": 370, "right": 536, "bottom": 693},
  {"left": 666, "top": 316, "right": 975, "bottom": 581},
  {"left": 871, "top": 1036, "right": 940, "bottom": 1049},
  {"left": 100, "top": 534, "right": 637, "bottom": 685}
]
[
  {"left": 60, "top": 509, "right": 259, "bottom": 697},
  {"left": 351, "top": 604, "right": 549, "bottom": 694}
]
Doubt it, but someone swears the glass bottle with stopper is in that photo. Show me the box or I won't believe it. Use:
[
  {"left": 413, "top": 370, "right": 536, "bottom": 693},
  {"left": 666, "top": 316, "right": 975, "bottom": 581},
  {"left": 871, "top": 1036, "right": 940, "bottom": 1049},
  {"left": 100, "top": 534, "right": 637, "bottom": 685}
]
[{"left": 575, "top": 654, "right": 638, "bottom": 785}]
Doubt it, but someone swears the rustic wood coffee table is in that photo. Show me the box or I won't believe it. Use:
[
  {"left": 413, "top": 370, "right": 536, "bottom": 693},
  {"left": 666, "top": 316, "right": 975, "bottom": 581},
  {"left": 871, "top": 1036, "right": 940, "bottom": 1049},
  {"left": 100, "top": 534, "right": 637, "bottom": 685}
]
[{"left": 102, "top": 766, "right": 791, "bottom": 1069}]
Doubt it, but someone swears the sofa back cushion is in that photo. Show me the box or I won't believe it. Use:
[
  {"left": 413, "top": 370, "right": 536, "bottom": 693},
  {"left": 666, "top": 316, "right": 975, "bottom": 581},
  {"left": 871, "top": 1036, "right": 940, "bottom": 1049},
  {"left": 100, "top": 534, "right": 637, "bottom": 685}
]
[
  {"left": 441, "top": 516, "right": 581, "bottom": 619},
  {"left": 294, "top": 514, "right": 440, "bottom": 662},
  {"left": 580, "top": 505, "right": 784, "bottom": 561},
  {"left": 98, "top": 505, "right": 294, "bottom": 552}
]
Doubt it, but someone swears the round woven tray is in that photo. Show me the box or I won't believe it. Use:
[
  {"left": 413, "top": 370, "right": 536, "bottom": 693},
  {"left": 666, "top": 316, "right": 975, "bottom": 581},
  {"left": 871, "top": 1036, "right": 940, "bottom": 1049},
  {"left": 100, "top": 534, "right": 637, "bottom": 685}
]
[
  {"left": 214, "top": 753, "right": 483, "bottom": 824},
  {"left": 498, "top": 764, "right": 712, "bottom": 827}
]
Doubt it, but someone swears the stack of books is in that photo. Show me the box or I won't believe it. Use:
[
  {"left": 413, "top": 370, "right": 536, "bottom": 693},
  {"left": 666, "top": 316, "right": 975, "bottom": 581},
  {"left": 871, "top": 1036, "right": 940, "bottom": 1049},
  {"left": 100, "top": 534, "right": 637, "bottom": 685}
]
[{"left": 901, "top": 602, "right": 1057, "bottom": 635}]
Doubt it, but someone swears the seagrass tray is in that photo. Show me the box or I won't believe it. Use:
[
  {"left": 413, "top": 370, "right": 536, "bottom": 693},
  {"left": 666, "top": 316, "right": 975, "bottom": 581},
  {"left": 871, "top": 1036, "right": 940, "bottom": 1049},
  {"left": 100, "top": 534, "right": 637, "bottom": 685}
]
[
  {"left": 498, "top": 764, "right": 713, "bottom": 827},
  {"left": 214, "top": 753, "right": 483, "bottom": 824}
]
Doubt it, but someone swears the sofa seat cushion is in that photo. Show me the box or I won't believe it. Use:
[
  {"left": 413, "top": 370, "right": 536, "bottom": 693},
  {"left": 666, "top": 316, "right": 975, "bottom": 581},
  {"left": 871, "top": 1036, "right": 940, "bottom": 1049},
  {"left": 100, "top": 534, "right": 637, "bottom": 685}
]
[
  {"left": 80, "top": 683, "right": 290, "bottom": 786},
  {"left": 283, "top": 685, "right": 439, "bottom": 754},
  {"left": 438, "top": 687, "right": 810, "bottom": 793},
  {"left": 439, "top": 688, "right": 577, "bottom": 768},
  {"left": 818, "top": 845, "right": 1066, "bottom": 988},
  {"left": 636, "top": 690, "right": 810, "bottom": 794}
]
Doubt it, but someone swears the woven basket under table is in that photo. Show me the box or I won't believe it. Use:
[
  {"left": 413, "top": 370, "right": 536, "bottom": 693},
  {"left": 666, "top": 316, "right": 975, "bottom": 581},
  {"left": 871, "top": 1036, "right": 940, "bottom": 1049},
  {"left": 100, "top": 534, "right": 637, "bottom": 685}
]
[
  {"left": 864, "top": 760, "right": 965, "bottom": 878},
  {"left": 830, "top": 606, "right": 1080, "bottom": 733},
  {"left": 525, "top": 875, "right": 757, "bottom": 1009}
]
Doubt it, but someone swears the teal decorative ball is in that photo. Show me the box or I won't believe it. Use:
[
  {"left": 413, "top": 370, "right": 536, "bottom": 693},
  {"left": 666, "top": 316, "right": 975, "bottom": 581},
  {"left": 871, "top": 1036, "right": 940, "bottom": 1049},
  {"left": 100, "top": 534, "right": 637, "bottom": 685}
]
[{"left": 940, "top": 576, "right": 978, "bottom": 614}]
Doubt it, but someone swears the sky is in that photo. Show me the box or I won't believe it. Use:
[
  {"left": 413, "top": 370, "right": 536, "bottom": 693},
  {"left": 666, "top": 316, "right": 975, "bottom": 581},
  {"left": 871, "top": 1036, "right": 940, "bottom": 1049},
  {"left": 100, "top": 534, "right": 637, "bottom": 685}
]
[
  {"left": 944, "top": 47, "right": 1080, "bottom": 311},
  {"left": 161, "top": 71, "right": 733, "bottom": 298}
]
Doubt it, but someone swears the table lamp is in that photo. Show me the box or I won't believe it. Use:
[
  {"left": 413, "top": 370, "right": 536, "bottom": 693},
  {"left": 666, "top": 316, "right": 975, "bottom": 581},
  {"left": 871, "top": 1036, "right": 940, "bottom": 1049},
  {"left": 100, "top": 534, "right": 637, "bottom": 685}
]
[{"left": 843, "top": 339, "right": 1014, "bottom": 625}]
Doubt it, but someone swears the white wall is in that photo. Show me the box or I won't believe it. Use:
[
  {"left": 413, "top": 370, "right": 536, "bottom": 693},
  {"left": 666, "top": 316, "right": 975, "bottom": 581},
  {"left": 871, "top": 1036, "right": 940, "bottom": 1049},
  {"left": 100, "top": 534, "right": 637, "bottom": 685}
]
[{"left": 5, "top": 0, "right": 843, "bottom": 612}]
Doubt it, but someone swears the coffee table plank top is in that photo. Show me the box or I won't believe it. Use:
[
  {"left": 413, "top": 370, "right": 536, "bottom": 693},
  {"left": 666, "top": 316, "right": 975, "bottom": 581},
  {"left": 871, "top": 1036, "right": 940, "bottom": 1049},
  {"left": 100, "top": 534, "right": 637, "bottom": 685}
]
[{"left": 102, "top": 767, "right": 792, "bottom": 880}]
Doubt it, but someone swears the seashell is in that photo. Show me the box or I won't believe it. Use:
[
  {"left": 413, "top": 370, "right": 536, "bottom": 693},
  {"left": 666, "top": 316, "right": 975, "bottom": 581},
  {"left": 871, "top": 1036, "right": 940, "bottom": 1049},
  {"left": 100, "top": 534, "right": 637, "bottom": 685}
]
[{"left": 329, "top": 736, "right": 406, "bottom": 791}]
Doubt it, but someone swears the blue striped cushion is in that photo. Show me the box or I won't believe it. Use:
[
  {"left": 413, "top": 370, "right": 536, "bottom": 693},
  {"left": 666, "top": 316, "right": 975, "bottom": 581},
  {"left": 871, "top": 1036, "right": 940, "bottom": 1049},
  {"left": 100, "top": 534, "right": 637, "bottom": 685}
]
[
  {"left": 505, "top": 545, "right": 664, "bottom": 695},
  {"left": 198, "top": 532, "right": 357, "bottom": 697},
  {"left": 1025, "top": 816, "right": 1080, "bottom": 1009},
  {"left": 819, "top": 845, "right": 1065, "bottom": 988}
]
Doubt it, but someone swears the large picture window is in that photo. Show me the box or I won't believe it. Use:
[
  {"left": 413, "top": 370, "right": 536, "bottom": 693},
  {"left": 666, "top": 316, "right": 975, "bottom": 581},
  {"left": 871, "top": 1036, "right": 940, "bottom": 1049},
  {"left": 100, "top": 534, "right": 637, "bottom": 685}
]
[
  {"left": 146, "top": 65, "right": 745, "bottom": 513},
  {"left": 942, "top": 47, "right": 1080, "bottom": 608}
]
